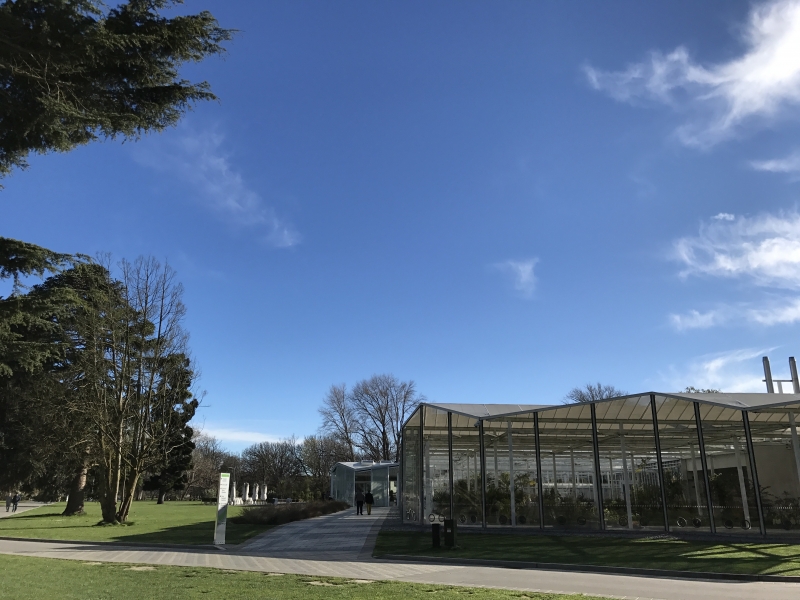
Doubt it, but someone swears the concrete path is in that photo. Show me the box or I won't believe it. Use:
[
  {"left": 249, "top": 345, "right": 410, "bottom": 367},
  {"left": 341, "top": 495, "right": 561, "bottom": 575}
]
[
  {"left": 1, "top": 505, "right": 800, "bottom": 600},
  {"left": 1, "top": 502, "right": 47, "bottom": 518},
  {"left": 238, "top": 505, "right": 386, "bottom": 560}
]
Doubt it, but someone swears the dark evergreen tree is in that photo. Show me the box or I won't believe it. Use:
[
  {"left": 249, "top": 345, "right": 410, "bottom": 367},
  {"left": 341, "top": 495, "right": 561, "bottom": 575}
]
[{"left": 0, "top": 0, "right": 232, "bottom": 181}]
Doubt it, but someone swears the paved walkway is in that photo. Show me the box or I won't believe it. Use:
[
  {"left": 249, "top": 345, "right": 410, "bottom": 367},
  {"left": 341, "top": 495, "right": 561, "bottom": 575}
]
[
  {"left": 238, "top": 505, "right": 386, "bottom": 559},
  {"left": 1, "top": 502, "right": 47, "bottom": 518},
  {"left": 1, "top": 506, "right": 800, "bottom": 600}
]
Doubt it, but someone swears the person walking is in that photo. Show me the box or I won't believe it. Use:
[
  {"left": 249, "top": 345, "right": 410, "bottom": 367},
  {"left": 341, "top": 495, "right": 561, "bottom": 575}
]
[
  {"left": 354, "top": 489, "right": 365, "bottom": 515},
  {"left": 11, "top": 492, "right": 20, "bottom": 513},
  {"left": 5, "top": 494, "right": 11, "bottom": 512},
  {"left": 365, "top": 490, "right": 374, "bottom": 515}
]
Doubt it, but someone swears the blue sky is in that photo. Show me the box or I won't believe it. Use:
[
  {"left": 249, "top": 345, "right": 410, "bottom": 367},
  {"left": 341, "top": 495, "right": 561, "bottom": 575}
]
[{"left": 4, "top": 0, "right": 800, "bottom": 450}]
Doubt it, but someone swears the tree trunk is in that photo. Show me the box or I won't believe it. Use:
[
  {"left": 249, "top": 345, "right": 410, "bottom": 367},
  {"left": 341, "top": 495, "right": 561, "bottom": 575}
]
[
  {"left": 63, "top": 466, "right": 88, "bottom": 516},
  {"left": 116, "top": 471, "right": 140, "bottom": 522},
  {"left": 157, "top": 488, "right": 167, "bottom": 504}
]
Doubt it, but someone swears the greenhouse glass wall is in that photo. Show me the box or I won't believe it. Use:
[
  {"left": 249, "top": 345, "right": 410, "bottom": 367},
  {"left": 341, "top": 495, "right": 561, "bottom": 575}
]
[
  {"left": 330, "top": 460, "right": 399, "bottom": 507},
  {"left": 400, "top": 393, "right": 800, "bottom": 536}
]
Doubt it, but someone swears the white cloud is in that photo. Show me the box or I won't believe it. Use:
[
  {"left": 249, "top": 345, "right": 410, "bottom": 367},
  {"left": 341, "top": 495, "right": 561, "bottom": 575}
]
[
  {"left": 669, "top": 298, "right": 800, "bottom": 330},
  {"left": 669, "top": 308, "right": 730, "bottom": 331},
  {"left": 662, "top": 347, "right": 771, "bottom": 392},
  {"left": 713, "top": 213, "right": 736, "bottom": 221},
  {"left": 135, "top": 128, "right": 300, "bottom": 248},
  {"left": 585, "top": 0, "right": 800, "bottom": 146},
  {"left": 495, "top": 258, "right": 538, "bottom": 298},
  {"left": 673, "top": 210, "right": 800, "bottom": 288},
  {"left": 751, "top": 150, "right": 800, "bottom": 174},
  {"left": 201, "top": 427, "right": 282, "bottom": 445}
]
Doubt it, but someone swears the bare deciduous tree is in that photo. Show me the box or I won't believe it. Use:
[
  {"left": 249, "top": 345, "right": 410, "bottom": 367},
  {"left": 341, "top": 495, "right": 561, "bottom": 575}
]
[
  {"left": 318, "top": 384, "right": 357, "bottom": 460},
  {"left": 563, "top": 383, "right": 627, "bottom": 404},
  {"left": 240, "top": 438, "right": 303, "bottom": 498},
  {"left": 299, "top": 435, "right": 351, "bottom": 500},
  {"left": 321, "top": 374, "right": 422, "bottom": 463}
]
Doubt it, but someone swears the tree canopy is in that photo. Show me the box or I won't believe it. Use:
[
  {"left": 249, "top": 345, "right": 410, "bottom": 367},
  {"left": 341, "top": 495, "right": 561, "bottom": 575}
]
[{"left": 0, "top": 0, "right": 232, "bottom": 181}]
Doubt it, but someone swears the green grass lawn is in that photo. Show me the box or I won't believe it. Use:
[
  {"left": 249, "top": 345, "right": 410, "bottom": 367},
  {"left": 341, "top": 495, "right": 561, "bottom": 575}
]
[
  {"left": 0, "top": 501, "right": 271, "bottom": 545},
  {"left": 0, "top": 554, "right": 607, "bottom": 600},
  {"left": 375, "top": 531, "right": 800, "bottom": 576}
]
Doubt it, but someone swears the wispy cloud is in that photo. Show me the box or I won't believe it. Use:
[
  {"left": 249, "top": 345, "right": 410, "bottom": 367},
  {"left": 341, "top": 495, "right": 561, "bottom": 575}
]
[
  {"left": 661, "top": 347, "right": 771, "bottom": 392},
  {"left": 673, "top": 211, "right": 800, "bottom": 288},
  {"left": 670, "top": 298, "right": 800, "bottom": 330},
  {"left": 585, "top": 0, "right": 800, "bottom": 147},
  {"left": 751, "top": 150, "right": 800, "bottom": 175},
  {"left": 201, "top": 427, "right": 282, "bottom": 445},
  {"left": 135, "top": 128, "right": 300, "bottom": 248},
  {"left": 495, "top": 258, "right": 539, "bottom": 299},
  {"left": 670, "top": 211, "right": 800, "bottom": 330},
  {"left": 669, "top": 308, "right": 730, "bottom": 331}
]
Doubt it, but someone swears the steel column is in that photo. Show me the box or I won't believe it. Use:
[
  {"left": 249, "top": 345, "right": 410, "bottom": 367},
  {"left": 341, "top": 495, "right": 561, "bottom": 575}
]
[
  {"left": 534, "top": 413, "right": 545, "bottom": 530},
  {"left": 742, "top": 410, "right": 766, "bottom": 536},
  {"left": 693, "top": 401, "right": 716, "bottom": 534},
  {"left": 589, "top": 404, "right": 605, "bottom": 530},
  {"left": 478, "top": 420, "right": 487, "bottom": 529},
  {"left": 448, "top": 412, "right": 454, "bottom": 520},
  {"left": 650, "top": 394, "right": 670, "bottom": 532}
]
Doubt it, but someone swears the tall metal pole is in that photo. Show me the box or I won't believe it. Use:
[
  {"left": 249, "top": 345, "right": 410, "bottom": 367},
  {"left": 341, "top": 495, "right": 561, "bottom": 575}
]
[
  {"left": 742, "top": 410, "right": 766, "bottom": 536},
  {"left": 790, "top": 357, "right": 800, "bottom": 393},
  {"left": 534, "top": 412, "right": 545, "bottom": 530},
  {"left": 590, "top": 404, "right": 605, "bottom": 531},
  {"left": 650, "top": 394, "right": 670, "bottom": 532},
  {"left": 478, "top": 420, "right": 487, "bottom": 529},
  {"left": 448, "top": 412, "right": 454, "bottom": 520},
  {"left": 763, "top": 356, "right": 775, "bottom": 393},
  {"left": 693, "top": 402, "right": 716, "bottom": 533}
]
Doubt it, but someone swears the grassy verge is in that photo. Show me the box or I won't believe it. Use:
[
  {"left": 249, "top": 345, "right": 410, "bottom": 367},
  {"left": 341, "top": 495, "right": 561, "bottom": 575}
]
[
  {"left": 232, "top": 500, "right": 348, "bottom": 525},
  {"left": 375, "top": 530, "right": 800, "bottom": 576},
  {"left": 0, "top": 553, "right": 607, "bottom": 600},
  {"left": 0, "top": 501, "right": 269, "bottom": 545}
]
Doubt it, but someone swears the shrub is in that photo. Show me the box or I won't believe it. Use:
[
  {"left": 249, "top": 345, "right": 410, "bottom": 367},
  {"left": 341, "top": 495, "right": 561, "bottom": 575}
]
[{"left": 230, "top": 500, "right": 349, "bottom": 526}]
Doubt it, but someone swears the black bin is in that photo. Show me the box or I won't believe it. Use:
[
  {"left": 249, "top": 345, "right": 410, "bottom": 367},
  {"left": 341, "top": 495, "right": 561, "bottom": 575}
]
[
  {"left": 443, "top": 518, "right": 457, "bottom": 547},
  {"left": 431, "top": 523, "right": 441, "bottom": 548}
]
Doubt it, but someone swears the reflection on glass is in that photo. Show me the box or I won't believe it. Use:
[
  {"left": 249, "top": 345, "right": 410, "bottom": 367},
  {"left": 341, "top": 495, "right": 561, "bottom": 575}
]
[
  {"left": 538, "top": 404, "right": 600, "bottom": 530},
  {"left": 595, "top": 396, "right": 665, "bottom": 531},
  {"left": 696, "top": 405, "right": 759, "bottom": 534},
  {"left": 452, "top": 413, "right": 482, "bottom": 526},
  {"left": 749, "top": 403, "right": 800, "bottom": 533},
  {"left": 423, "top": 406, "right": 451, "bottom": 522},
  {"left": 402, "top": 419, "right": 421, "bottom": 523},
  {"left": 655, "top": 396, "right": 711, "bottom": 532}
]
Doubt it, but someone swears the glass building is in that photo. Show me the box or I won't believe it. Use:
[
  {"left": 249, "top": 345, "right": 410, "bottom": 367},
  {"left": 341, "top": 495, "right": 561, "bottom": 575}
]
[
  {"left": 400, "top": 393, "right": 800, "bottom": 535},
  {"left": 330, "top": 460, "right": 399, "bottom": 507}
]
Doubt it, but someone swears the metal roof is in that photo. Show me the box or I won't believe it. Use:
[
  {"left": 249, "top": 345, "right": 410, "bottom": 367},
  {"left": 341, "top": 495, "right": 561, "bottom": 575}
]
[{"left": 423, "top": 392, "right": 800, "bottom": 420}]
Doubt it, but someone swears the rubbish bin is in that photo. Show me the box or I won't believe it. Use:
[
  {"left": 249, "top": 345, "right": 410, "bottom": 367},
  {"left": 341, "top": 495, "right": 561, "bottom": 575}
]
[
  {"left": 431, "top": 523, "right": 441, "bottom": 548},
  {"left": 443, "top": 518, "right": 457, "bottom": 548}
]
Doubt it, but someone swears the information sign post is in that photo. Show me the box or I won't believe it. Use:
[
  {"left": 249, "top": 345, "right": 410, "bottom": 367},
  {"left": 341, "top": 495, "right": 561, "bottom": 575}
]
[{"left": 214, "top": 472, "right": 231, "bottom": 545}]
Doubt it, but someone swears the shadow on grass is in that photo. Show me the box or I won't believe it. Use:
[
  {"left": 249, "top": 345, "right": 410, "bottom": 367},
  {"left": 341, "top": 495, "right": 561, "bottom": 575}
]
[{"left": 374, "top": 531, "right": 800, "bottom": 576}]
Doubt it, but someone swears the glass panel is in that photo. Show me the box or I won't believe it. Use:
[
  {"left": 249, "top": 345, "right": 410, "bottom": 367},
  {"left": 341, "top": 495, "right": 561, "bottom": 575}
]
[
  {"left": 537, "top": 404, "right": 600, "bottom": 530},
  {"left": 483, "top": 415, "right": 540, "bottom": 527},
  {"left": 423, "top": 406, "right": 451, "bottom": 522},
  {"left": 371, "top": 467, "right": 389, "bottom": 507},
  {"left": 748, "top": 402, "right": 800, "bottom": 534},
  {"left": 355, "top": 470, "right": 371, "bottom": 495},
  {"left": 451, "top": 412, "right": 482, "bottom": 527},
  {"left": 389, "top": 466, "right": 399, "bottom": 506},
  {"left": 698, "top": 405, "right": 759, "bottom": 534},
  {"left": 402, "top": 419, "right": 421, "bottom": 523},
  {"left": 595, "top": 396, "right": 665, "bottom": 531},
  {"left": 655, "top": 396, "right": 711, "bottom": 532}
]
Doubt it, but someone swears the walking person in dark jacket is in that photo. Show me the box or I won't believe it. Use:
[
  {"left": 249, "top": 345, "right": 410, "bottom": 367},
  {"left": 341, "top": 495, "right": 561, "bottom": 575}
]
[
  {"left": 354, "top": 489, "right": 365, "bottom": 515},
  {"left": 11, "top": 493, "right": 20, "bottom": 512},
  {"left": 364, "top": 490, "right": 374, "bottom": 515}
]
